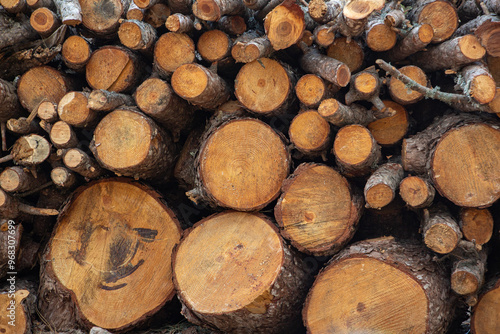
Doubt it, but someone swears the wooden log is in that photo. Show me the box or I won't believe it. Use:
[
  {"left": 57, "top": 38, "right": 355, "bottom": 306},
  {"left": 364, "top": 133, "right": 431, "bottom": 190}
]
[
  {"left": 313, "top": 24, "right": 335, "bottom": 48},
  {"left": 0, "top": 0, "right": 27, "bottom": 13},
  {"left": 37, "top": 101, "right": 58, "bottom": 122},
  {"left": 86, "top": 46, "right": 143, "bottom": 93},
  {"left": 471, "top": 276, "right": 500, "bottom": 333},
  {"left": 88, "top": 89, "right": 135, "bottom": 112},
  {"left": 192, "top": 0, "right": 246, "bottom": 21},
  {"left": 234, "top": 58, "right": 296, "bottom": 116},
  {"left": 333, "top": 124, "right": 381, "bottom": 177},
  {"left": 51, "top": 166, "right": 78, "bottom": 188},
  {"left": 457, "top": 64, "right": 497, "bottom": 105},
  {"left": 388, "top": 65, "right": 428, "bottom": 105},
  {"left": 144, "top": 3, "right": 171, "bottom": 28},
  {"left": 459, "top": 208, "right": 494, "bottom": 246},
  {"left": 53, "top": 0, "right": 82, "bottom": 26},
  {"left": 90, "top": 108, "right": 176, "bottom": 180},
  {"left": 58, "top": 91, "right": 97, "bottom": 128},
  {"left": 303, "top": 237, "right": 455, "bottom": 334},
  {"left": 231, "top": 35, "right": 274, "bottom": 63},
  {"left": 30, "top": 7, "right": 61, "bottom": 37},
  {"left": 408, "top": 0, "right": 458, "bottom": 43},
  {"left": 27, "top": 0, "right": 55, "bottom": 10},
  {"left": 17, "top": 65, "right": 72, "bottom": 112},
  {"left": 165, "top": 13, "right": 194, "bottom": 32},
  {"left": 308, "top": 0, "right": 343, "bottom": 24},
  {"left": 422, "top": 204, "right": 462, "bottom": 254},
  {"left": 275, "top": 163, "right": 363, "bottom": 256},
  {"left": 295, "top": 74, "right": 333, "bottom": 109},
  {"left": 63, "top": 148, "right": 105, "bottom": 179},
  {"left": 385, "top": 24, "right": 434, "bottom": 62},
  {"left": 127, "top": 1, "right": 145, "bottom": 20},
  {"left": 399, "top": 175, "right": 435, "bottom": 209},
  {"left": 289, "top": 110, "right": 331, "bottom": 159},
  {"left": 197, "top": 29, "right": 232, "bottom": 62},
  {"left": 49, "top": 121, "right": 79, "bottom": 149},
  {"left": 0, "top": 12, "right": 38, "bottom": 51},
  {"left": 0, "top": 166, "right": 44, "bottom": 193},
  {"left": 451, "top": 245, "right": 486, "bottom": 296},
  {"left": 367, "top": 100, "right": 409, "bottom": 146},
  {"left": 300, "top": 47, "right": 351, "bottom": 87},
  {"left": 452, "top": 14, "right": 500, "bottom": 58},
  {"left": 118, "top": 20, "right": 157, "bottom": 51},
  {"left": 335, "top": 0, "right": 379, "bottom": 39},
  {"left": 11, "top": 134, "right": 51, "bottom": 166},
  {"left": 173, "top": 211, "right": 313, "bottom": 334},
  {"left": 318, "top": 98, "right": 376, "bottom": 127},
  {"left": 365, "top": 12, "right": 397, "bottom": 52},
  {"left": 264, "top": 0, "right": 306, "bottom": 51},
  {"left": 364, "top": 162, "right": 404, "bottom": 209},
  {"left": 80, "top": 0, "right": 125, "bottom": 34},
  {"left": 1, "top": 188, "right": 59, "bottom": 218},
  {"left": 61, "top": 35, "right": 91, "bottom": 71},
  {"left": 39, "top": 179, "right": 182, "bottom": 331},
  {"left": 172, "top": 63, "right": 230, "bottom": 110},
  {"left": 187, "top": 117, "right": 290, "bottom": 211},
  {"left": 135, "top": 77, "right": 194, "bottom": 141},
  {"left": 411, "top": 35, "right": 486, "bottom": 72},
  {"left": 217, "top": 15, "right": 246, "bottom": 35},
  {"left": 133, "top": 0, "right": 160, "bottom": 9},
  {"left": 153, "top": 32, "right": 196, "bottom": 77},
  {"left": 0, "top": 280, "right": 37, "bottom": 334}
]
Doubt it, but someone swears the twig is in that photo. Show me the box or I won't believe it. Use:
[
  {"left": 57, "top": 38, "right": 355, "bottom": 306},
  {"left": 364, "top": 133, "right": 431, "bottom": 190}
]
[
  {"left": 16, "top": 181, "right": 54, "bottom": 197},
  {"left": 376, "top": 59, "right": 495, "bottom": 113},
  {"left": 1, "top": 122, "right": 6, "bottom": 151},
  {"left": 0, "top": 154, "right": 13, "bottom": 164}
]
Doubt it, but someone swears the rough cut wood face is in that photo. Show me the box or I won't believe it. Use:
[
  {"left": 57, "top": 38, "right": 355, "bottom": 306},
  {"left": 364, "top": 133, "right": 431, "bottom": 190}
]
[{"left": 48, "top": 179, "right": 182, "bottom": 330}]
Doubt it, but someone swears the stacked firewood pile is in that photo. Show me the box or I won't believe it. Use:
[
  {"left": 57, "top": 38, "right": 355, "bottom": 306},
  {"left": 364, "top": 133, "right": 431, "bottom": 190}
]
[{"left": 1, "top": 0, "right": 500, "bottom": 333}]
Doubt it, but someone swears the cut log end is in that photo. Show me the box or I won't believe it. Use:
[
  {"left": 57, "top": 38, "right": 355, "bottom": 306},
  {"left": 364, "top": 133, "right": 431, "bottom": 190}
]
[
  {"left": 295, "top": 74, "right": 326, "bottom": 107},
  {"left": 354, "top": 71, "right": 378, "bottom": 95},
  {"left": 424, "top": 223, "right": 460, "bottom": 254},
  {"left": 472, "top": 278, "right": 500, "bottom": 333},
  {"left": 389, "top": 66, "right": 427, "bottom": 105},
  {"left": 154, "top": 32, "right": 196, "bottom": 75},
  {"left": 367, "top": 100, "right": 408, "bottom": 146},
  {"left": 418, "top": 23, "right": 435, "bottom": 44},
  {"left": 30, "top": 7, "right": 59, "bottom": 36},
  {"left": 192, "top": 0, "right": 222, "bottom": 21},
  {"left": 366, "top": 23, "right": 397, "bottom": 52},
  {"left": 469, "top": 74, "right": 497, "bottom": 105},
  {"left": 58, "top": 92, "right": 95, "bottom": 128},
  {"left": 197, "top": 29, "right": 231, "bottom": 62},
  {"left": 198, "top": 118, "right": 289, "bottom": 211},
  {"left": 417, "top": 0, "right": 458, "bottom": 43},
  {"left": 289, "top": 111, "right": 330, "bottom": 155},
  {"left": 12, "top": 134, "right": 51, "bottom": 166},
  {"left": 460, "top": 208, "right": 494, "bottom": 245},
  {"left": 326, "top": 37, "right": 364, "bottom": 73},
  {"left": 62, "top": 35, "right": 91, "bottom": 70},
  {"left": 459, "top": 35, "right": 486, "bottom": 61},
  {"left": 399, "top": 176, "right": 435, "bottom": 209}
]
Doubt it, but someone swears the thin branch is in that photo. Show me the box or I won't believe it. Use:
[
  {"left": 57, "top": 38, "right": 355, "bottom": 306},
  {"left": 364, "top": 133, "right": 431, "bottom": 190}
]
[{"left": 376, "top": 59, "right": 495, "bottom": 113}]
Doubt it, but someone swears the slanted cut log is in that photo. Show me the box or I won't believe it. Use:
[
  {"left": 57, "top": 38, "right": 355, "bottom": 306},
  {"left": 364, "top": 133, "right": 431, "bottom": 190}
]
[
  {"left": 411, "top": 35, "right": 486, "bottom": 72},
  {"left": 58, "top": 91, "right": 97, "bottom": 127},
  {"left": 61, "top": 35, "right": 91, "bottom": 71},
  {"left": 300, "top": 48, "right": 351, "bottom": 88},
  {"left": 264, "top": 0, "right": 306, "bottom": 51},
  {"left": 0, "top": 166, "right": 44, "bottom": 193},
  {"left": 459, "top": 208, "right": 494, "bottom": 246},
  {"left": 171, "top": 63, "right": 230, "bottom": 109},
  {"left": 367, "top": 100, "right": 409, "bottom": 146},
  {"left": 275, "top": 163, "right": 363, "bottom": 256},
  {"left": 118, "top": 20, "right": 157, "bottom": 51},
  {"left": 153, "top": 32, "right": 196, "bottom": 77},
  {"left": 39, "top": 179, "right": 182, "bottom": 331},
  {"left": 295, "top": 74, "right": 333, "bottom": 109},
  {"left": 234, "top": 58, "right": 295, "bottom": 116},
  {"left": 135, "top": 77, "right": 194, "bottom": 141},
  {"left": 333, "top": 124, "right": 381, "bottom": 177},
  {"left": 388, "top": 65, "right": 427, "bottom": 105},
  {"left": 17, "top": 66, "right": 72, "bottom": 112},
  {"left": 90, "top": 108, "right": 176, "bottom": 180},
  {"left": 63, "top": 148, "right": 104, "bottom": 179},
  {"left": 173, "top": 211, "right": 313, "bottom": 334},
  {"left": 86, "top": 46, "right": 143, "bottom": 93},
  {"left": 399, "top": 175, "right": 435, "bottom": 209},
  {"left": 471, "top": 276, "right": 500, "bottom": 333},
  {"left": 422, "top": 204, "right": 462, "bottom": 254},
  {"left": 364, "top": 162, "right": 404, "bottom": 209},
  {"left": 408, "top": 0, "right": 458, "bottom": 43},
  {"left": 385, "top": 24, "right": 434, "bottom": 62},
  {"left": 192, "top": 0, "right": 246, "bottom": 22},
  {"left": 457, "top": 64, "right": 496, "bottom": 105},
  {"left": 187, "top": 118, "right": 290, "bottom": 211},
  {"left": 289, "top": 110, "right": 331, "bottom": 158},
  {"left": 326, "top": 37, "right": 364, "bottom": 73},
  {"left": 303, "top": 237, "right": 455, "bottom": 334}
]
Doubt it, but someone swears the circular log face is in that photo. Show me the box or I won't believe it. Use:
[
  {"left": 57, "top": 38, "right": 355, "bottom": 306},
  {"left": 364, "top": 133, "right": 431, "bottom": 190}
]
[
  {"left": 305, "top": 257, "right": 428, "bottom": 333},
  {"left": 417, "top": 0, "right": 458, "bottom": 43},
  {"left": 367, "top": 100, "right": 408, "bottom": 146},
  {"left": 472, "top": 280, "right": 500, "bottom": 333},
  {"left": 173, "top": 211, "right": 283, "bottom": 314},
  {"left": 431, "top": 124, "right": 500, "bottom": 207},
  {"left": 334, "top": 125, "right": 375, "bottom": 165},
  {"left": 275, "top": 164, "right": 353, "bottom": 255},
  {"left": 48, "top": 179, "right": 182, "bottom": 330},
  {"left": 289, "top": 111, "right": 330, "bottom": 153},
  {"left": 199, "top": 119, "right": 289, "bottom": 210},
  {"left": 235, "top": 58, "right": 291, "bottom": 114},
  {"left": 80, "top": 0, "right": 123, "bottom": 33}
]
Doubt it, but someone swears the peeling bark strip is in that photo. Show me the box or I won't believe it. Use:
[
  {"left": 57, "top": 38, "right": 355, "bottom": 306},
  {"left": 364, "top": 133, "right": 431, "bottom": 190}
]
[
  {"left": 304, "top": 237, "right": 455, "bottom": 334},
  {"left": 275, "top": 163, "right": 363, "bottom": 256},
  {"left": 40, "top": 179, "right": 182, "bottom": 331},
  {"left": 364, "top": 162, "right": 404, "bottom": 209},
  {"left": 173, "top": 211, "right": 313, "bottom": 334},
  {"left": 53, "top": 0, "right": 82, "bottom": 26}
]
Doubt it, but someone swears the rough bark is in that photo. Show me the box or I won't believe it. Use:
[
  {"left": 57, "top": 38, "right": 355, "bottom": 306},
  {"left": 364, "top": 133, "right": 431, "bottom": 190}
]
[
  {"left": 318, "top": 98, "right": 376, "bottom": 127},
  {"left": 192, "top": 0, "right": 246, "bottom": 21},
  {"left": 300, "top": 47, "right": 350, "bottom": 87},
  {"left": 0, "top": 79, "right": 22, "bottom": 123},
  {"left": 421, "top": 204, "right": 462, "bottom": 254},
  {"left": 457, "top": 63, "right": 496, "bottom": 104},
  {"left": 364, "top": 162, "right": 404, "bottom": 209},
  {"left": 87, "top": 89, "right": 135, "bottom": 112},
  {"left": 385, "top": 24, "right": 434, "bottom": 62},
  {"left": 63, "top": 148, "right": 105, "bottom": 179}
]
